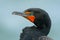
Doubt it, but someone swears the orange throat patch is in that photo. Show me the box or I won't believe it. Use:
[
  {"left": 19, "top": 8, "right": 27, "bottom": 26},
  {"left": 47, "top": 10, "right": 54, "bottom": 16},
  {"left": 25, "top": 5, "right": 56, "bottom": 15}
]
[{"left": 26, "top": 16, "right": 35, "bottom": 22}]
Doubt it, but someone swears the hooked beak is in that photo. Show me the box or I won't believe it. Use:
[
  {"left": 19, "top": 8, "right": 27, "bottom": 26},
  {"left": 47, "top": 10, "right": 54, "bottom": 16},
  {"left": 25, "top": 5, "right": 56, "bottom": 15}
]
[
  {"left": 12, "top": 11, "right": 35, "bottom": 22},
  {"left": 12, "top": 11, "right": 27, "bottom": 17}
]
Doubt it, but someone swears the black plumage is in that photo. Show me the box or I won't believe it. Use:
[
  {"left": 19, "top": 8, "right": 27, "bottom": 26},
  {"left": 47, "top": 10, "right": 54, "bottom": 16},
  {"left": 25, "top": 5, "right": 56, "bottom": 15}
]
[
  {"left": 12, "top": 8, "right": 51, "bottom": 40},
  {"left": 24, "top": 8, "right": 51, "bottom": 35},
  {"left": 20, "top": 8, "right": 51, "bottom": 40}
]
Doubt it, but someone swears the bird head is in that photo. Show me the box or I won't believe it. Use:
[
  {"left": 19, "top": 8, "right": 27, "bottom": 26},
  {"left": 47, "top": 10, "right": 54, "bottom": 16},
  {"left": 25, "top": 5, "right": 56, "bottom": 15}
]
[
  {"left": 12, "top": 9, "right": 36, "bottom": 23},
  {"left": 12, "top": 8, "right": 51, "bottom": 36}
]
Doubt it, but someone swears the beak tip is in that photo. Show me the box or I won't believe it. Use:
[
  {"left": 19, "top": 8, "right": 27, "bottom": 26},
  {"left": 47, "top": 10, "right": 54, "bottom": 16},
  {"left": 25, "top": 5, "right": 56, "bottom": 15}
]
[{"left": 12, "top": 11, "right": 25, "bottom": 16}]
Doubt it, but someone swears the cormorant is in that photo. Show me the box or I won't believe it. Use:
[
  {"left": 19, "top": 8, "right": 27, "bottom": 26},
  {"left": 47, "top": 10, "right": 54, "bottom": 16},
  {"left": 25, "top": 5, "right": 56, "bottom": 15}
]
[{"left": 12, "top": 8, "right": 51, "bottom": 40}]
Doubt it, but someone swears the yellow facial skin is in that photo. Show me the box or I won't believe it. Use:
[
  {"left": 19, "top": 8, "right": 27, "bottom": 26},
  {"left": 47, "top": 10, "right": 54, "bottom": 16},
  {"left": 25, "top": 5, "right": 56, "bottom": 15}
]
[
  {"left": 25, "top": 12, "right": 31, "bottom": 15},
  {"left": 24, "top": 11, "right": 35, "bottom": 22}
]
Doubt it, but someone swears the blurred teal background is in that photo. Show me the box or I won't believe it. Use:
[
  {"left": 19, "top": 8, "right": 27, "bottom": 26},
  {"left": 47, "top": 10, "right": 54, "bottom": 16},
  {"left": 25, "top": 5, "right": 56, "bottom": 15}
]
[{"left": 0, "top": 0, "right": 60, "bottom": 40}]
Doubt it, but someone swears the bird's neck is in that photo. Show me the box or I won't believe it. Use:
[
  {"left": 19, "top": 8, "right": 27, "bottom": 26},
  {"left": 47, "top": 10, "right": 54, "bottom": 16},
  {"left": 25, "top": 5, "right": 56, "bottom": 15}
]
[{"left": 34, "top": 22, "right": 44, "bottom": 30}]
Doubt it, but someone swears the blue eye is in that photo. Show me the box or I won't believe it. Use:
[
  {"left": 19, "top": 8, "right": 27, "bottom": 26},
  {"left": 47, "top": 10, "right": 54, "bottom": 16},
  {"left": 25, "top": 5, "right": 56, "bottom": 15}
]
[{"left": 30, "top": 12, "right": 34, "bottom": 16}]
